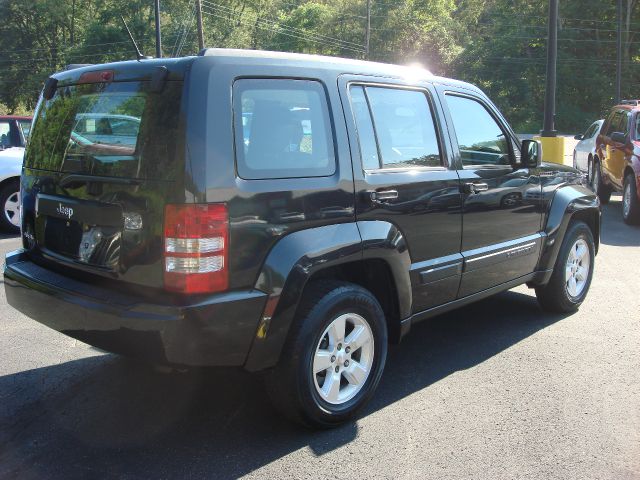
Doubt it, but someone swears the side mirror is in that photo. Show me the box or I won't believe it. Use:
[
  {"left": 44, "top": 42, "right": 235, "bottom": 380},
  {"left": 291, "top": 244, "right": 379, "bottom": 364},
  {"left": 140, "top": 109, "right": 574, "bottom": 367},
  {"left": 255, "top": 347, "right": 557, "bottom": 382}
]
[
  {"left": 574, "top": 134, "right": 584, "bottom": 141},
  {"left": 610, "top": 131, "right": 627, "bottom": 144},
  {"left": 521, "top": 139, "right": 542, "bottom": 168}
]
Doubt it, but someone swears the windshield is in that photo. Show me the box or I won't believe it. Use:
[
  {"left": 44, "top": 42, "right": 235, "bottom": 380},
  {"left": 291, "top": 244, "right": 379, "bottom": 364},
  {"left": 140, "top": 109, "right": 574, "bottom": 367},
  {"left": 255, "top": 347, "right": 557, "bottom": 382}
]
[{"left": 25, "top": 80, "right": 183, "bottom": 179}]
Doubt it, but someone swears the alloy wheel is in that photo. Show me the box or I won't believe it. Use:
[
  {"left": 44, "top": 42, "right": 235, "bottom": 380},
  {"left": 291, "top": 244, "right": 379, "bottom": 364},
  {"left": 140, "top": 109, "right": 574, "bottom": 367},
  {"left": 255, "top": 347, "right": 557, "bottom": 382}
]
[
  {"left": 3, "top": 191, "right": 20, "bottom": 227},
  {"left": 565, "top": 238, "right": 590, "bottom": 298},
  {"left": 312, "top": 313, "right": 374, "bottom": 405},
  {"left": 623, "top": 181, "right": 632, "bottom": 218}
]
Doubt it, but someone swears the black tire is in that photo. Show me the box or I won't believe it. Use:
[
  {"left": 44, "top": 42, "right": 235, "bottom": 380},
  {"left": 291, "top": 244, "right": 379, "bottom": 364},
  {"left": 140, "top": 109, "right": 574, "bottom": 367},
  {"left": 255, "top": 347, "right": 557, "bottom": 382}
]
[
  {"left": 535, "top": 221, "right": 595, "bottom": 313},
  {"left": 591, "top": 159, "right": 611, "bottom": 204},
  {"left": 265, "top": 281, "right": 388, "bottom": 428},
  {"left": 0, "top": 179, "right": 20, "bottom": 233},
  {"left": 622, "top": 173, "right": 640, "bottom": 225}
]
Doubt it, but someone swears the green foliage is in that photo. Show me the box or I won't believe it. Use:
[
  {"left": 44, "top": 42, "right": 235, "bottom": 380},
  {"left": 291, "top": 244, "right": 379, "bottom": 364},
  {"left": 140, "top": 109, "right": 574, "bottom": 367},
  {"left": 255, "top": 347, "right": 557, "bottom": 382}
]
[{"left": 0, "top": 0, "right": 638, "bottom": 133}]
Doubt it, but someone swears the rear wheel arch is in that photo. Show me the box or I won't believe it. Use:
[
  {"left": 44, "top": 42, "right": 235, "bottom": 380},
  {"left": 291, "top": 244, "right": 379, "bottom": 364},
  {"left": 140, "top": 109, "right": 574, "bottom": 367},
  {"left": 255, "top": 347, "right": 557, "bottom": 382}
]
[
  {"left": 304, "top": 258, "right": 402, "bottom": 344},
  {"left": 244, "top": 221, "right": 411, "bottom": 371}
]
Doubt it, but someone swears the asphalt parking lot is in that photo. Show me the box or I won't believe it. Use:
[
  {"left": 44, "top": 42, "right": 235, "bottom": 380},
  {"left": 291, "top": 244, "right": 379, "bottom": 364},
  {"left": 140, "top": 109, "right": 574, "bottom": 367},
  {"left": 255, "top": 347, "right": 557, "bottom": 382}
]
[{"left": 0, "top": 196, "right": 639, "bottom": 480}]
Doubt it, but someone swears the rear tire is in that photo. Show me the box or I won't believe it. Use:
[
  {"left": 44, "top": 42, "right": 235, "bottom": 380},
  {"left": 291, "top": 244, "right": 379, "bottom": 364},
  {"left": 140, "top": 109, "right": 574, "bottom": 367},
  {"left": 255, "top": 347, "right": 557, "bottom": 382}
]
[
  {"left": 265, "top": 281, "right": 388, "bottom": 428},
  {"left": 591, "top": 159, "right": 611, "bottom": 204},
  {"left": 622, "top": 173, "right": 640, "bottom": 225},
  {"left": 535, "top": 221, "right": 595, "bottom": 313},
  {"left": 0, "top": 179, "right": 20, "bottom": 233}
]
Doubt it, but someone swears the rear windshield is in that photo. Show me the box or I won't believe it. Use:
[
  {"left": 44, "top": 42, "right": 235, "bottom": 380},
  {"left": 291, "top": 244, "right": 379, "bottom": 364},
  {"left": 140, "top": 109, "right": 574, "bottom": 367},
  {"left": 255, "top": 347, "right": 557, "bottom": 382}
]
[{"left": 25, "top": 80, "right": 183, "bottom": 179}]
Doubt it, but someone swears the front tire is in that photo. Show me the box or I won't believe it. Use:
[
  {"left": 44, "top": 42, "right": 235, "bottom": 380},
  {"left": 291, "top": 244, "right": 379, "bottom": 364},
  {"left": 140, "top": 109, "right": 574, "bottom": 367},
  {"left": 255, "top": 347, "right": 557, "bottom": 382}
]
[
  {"left": 265, "top": 281, "right": 388, "bottom": 428},
  {"left": 622, "top": 173, "right": 640, "bottom": 225},
  {"left": 0, "top": 179, "right": 21, "bottom": 233},
  {"left": 591, "top": 159, "right": 611, "bottom": 204},
  {"left": 535, "top": 221, "right": 595, "bottom": 313}
]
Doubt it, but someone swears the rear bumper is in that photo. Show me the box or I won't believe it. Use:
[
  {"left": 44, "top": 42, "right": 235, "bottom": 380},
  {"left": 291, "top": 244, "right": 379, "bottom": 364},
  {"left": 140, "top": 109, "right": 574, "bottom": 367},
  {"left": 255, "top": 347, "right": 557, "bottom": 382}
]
[{"left": 3, "top": 249, "right": 267, "bottom": 367}]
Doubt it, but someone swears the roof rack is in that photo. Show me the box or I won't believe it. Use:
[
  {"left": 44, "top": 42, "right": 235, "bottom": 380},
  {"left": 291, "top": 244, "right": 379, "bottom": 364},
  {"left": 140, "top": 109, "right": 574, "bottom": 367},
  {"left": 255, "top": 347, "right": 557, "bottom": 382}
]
[{"left": 619, "top": 99, "right": 640, "bottom": 106}]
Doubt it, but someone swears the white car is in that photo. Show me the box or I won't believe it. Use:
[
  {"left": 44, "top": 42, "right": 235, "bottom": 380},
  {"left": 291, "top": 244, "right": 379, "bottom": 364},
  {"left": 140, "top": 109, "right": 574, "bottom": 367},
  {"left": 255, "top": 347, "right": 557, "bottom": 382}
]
[
  {"left": 573, "top": 119, "right": 604, "bottom": 178},
  {"left": 0, "top": 116, "right": 31, "bottom": 233}
]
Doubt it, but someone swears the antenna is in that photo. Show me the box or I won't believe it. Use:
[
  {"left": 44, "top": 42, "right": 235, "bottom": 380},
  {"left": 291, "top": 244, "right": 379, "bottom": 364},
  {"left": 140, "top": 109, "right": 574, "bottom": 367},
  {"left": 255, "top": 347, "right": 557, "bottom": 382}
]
[{"left": 120, "top": 16, "right": 148, "bottom": 61}]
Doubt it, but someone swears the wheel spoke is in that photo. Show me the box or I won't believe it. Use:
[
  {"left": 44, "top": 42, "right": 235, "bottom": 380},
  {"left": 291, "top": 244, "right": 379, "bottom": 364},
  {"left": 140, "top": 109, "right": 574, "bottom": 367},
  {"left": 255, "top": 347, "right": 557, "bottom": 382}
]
[
  {"left": 345, "top": 325, "right": 369, "bottom": 351},
  {"left": 313, "top": 350, "right": 333, "bottom": 374},
  {"left": 322, "top": 372, "right": 341, "bottom": 402},
  {"left": 567, "top": 276, "right": 577, "bottom": 297},
  {"left": 342, "top": 361, "right": 367, "bottom": 386},
  {"left": 575, "top": 244, "right": 588, "bottom": 262},
  {"left": 565, "top": 265, "right": 573, "bottom": 280},
  {"left": 575, "top": 266, "right": 587, "bottom": 282},
  {"left": 327, "top": 315, "right": 346, "bottom": 345}
]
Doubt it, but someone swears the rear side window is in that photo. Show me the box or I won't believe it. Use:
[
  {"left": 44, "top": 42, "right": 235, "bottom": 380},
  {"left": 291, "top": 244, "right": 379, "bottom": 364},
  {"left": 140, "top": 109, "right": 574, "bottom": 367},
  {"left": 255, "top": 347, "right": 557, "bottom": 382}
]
[
  {"left": 233, "top": 79, "right": 335, "bottom": 180},
  {"left": 349, "top": 85, "right": 442, "bottom": 170}
]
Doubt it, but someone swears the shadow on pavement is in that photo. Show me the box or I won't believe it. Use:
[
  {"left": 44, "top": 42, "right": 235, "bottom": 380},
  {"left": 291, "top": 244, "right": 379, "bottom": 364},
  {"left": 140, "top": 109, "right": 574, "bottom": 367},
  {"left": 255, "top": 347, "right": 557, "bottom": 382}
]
[
  {"left": 0, "top": 290, "right": 566, "bottom": 479},
  {"left": 599, "top": 196, "right": 640, "bottom": 247},
  {"left": 0, "top": 232, "right": 19, "bottom": 241}
]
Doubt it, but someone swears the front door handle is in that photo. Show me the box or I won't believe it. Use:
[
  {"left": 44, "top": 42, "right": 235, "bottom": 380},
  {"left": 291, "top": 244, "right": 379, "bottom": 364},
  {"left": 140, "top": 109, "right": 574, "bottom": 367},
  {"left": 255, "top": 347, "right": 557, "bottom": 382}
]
[
  {"left": 370, "top": 190, "right": 399, "bottom": 202},
  {"left": 463, "top": 182, "right": 489, "bottom": 194}
]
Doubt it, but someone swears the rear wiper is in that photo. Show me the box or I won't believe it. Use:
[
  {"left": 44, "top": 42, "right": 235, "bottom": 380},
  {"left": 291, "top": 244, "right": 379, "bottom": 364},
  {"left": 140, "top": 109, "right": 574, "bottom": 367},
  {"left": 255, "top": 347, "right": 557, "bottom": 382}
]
[{"left": 59, "top": 174, "right": 143, "bottom": 188}]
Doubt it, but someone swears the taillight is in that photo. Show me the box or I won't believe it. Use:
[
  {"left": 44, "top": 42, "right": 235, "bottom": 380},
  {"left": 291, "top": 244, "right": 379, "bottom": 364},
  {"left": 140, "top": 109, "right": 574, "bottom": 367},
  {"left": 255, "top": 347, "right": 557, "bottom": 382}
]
[{"left": 163, "top": 204, "right": 228, "bottom": 294}]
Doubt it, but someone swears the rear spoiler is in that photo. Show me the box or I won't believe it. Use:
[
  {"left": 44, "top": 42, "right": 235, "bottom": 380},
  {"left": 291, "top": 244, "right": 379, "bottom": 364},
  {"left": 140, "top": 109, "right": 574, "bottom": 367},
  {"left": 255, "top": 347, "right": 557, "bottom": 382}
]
[{"left": 65, "top": 64, "right": 94, "bottom": 71}]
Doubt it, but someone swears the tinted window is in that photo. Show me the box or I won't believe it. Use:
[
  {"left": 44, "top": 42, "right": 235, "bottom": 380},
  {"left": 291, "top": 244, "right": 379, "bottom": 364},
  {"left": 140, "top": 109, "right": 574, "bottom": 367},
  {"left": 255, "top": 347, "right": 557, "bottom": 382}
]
[
  {"left": 445, "top": 94, "right": 510, "bottom": 166},
  {"left": 25, "top": 81, "right": 183, "bottom": 179},
  {"left": 0, "top": 121, "right": 11, "bottom": 148},
  {"left": 365, "top": 87, "right": 441, "bottom": 169},
  {"left": 605, "top": 111, "right": 625, "bottom": 136},
  {"left": 234, "top": 79, "right": 335, "bottom": 180},
  {"left": 349, "top": 86, "right": 380, "bottom": 170}
]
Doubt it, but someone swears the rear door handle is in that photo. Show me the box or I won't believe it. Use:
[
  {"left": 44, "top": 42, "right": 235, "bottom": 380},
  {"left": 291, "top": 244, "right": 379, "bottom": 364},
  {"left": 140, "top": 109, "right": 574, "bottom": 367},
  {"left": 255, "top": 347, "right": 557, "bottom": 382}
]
[
  {"left": 463, "top": 182, "right": 489, "bottom": 194},
  {"left": 370, "top": 190, "right": 399, "bottom": 202}
]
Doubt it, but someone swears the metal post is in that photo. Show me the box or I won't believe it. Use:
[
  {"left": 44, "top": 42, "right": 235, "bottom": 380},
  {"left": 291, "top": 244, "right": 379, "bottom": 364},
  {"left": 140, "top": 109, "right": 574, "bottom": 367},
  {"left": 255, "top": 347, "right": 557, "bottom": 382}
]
[
  {"left": 365, "top": 0, "right": 371, "bottom": 60},
  {"left": 196, "top": 0, "right": 205, "bottom": 51},
  {"left": 616, "top": 0, "right": 622, "bottom": 104},
  {"left": 154, "top": 0, "right": 162, "bottom": 58},
  {"left": 541, "top": 0, "right": 558, "bottom": 137}
]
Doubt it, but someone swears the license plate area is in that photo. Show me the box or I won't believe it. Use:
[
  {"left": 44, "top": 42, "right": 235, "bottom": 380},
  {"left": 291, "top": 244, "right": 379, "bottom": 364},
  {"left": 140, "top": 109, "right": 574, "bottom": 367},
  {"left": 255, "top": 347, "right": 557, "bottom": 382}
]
[{"left": 36, "top": 194, "right": 123, "bottom": 270}]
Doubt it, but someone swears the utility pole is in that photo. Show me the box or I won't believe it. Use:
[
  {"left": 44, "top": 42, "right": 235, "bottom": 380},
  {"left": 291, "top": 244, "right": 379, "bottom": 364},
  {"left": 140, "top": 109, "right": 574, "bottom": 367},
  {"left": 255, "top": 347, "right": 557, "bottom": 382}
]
[
  {"left": 154, "top": 0, "right": 162, "bottom": 58},
  {"left": 616, "top": 0, "right": 622, "bottom": 104},
  {"left": 365, "top": 0, "right": 371, "bottom": 60},
  {"left": 541, "top": 0, "right": 558, "bottom": 137},
  {"left": 196, "top": 0, "right": 205, "bottom": 51}
]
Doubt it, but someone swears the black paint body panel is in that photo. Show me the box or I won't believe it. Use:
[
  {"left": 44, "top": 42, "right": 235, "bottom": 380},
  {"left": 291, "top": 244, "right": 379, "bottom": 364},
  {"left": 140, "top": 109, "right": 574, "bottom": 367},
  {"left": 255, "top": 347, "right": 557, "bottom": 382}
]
[{"left": 4, "top": 50, "right": 601, "bottom": 371}]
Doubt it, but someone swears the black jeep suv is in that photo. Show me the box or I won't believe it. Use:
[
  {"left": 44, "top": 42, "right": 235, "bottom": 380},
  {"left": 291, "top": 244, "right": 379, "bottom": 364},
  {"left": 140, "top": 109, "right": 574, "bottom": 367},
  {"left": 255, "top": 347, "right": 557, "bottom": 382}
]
[{"left": 4, "top": 49, "right": 600, "bottom": 427}]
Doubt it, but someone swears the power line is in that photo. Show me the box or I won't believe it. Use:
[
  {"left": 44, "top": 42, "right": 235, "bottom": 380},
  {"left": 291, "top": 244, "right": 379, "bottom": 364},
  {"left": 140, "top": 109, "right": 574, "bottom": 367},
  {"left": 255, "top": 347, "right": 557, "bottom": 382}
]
[{"left": 202, "top": 0, "right": 365, "bottom": 51}]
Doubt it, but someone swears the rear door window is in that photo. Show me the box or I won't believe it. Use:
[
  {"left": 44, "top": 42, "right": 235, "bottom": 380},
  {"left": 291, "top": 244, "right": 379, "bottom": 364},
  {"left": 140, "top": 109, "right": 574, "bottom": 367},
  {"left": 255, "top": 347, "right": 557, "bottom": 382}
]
[{"left": 233, "top": 79, "right": 336, "bottom": 180}]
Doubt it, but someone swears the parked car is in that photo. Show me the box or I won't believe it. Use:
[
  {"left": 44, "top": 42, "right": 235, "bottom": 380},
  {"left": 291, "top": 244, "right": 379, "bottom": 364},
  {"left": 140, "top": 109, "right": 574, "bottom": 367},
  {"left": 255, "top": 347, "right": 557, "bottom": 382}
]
[
  {"left": 573, "top": 119, "right": 604, "bottom": 176},
  {"left": 4, "top": 51, "right": 600, "bottom": 427},
  {"left": 0, "top": 115, "right": 31, "bottom": 232},
  {"left": 593, "top": 100, "right": 640, "bottom": 224}
]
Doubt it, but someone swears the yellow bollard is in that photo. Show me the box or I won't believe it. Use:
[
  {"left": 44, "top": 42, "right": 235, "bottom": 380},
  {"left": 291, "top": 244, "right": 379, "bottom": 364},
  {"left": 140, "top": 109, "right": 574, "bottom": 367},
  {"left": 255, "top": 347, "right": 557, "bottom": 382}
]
[{"left": 533, "top": 136, "right": 567, "bottom": 165}]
